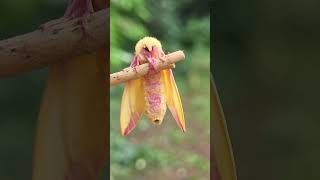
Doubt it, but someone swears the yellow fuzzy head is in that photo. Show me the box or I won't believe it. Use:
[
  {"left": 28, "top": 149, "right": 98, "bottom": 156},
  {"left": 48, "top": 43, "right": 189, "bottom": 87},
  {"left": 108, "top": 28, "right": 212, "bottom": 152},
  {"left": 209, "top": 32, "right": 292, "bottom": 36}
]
[{"left": 135, "top": 36, "right": 162, "bottom": 54}]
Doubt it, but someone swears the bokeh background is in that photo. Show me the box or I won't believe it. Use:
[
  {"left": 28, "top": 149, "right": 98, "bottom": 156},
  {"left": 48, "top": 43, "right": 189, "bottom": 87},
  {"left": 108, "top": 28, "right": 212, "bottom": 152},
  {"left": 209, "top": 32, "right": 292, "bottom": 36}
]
[
  {"left": 214, "top": 0, "right": 320, "bottom": 179},
  {"left": 0, "top": 0, "right": 66, "bottom": 179},
  {"left": 110, "top": 0, "right": 210, "bottom": 179},
  {"left": 0, "top": 0, "right": 112, "bottom": 179},
  {"left": 4, "top": 0, "right": 319, "bottom": 179}
]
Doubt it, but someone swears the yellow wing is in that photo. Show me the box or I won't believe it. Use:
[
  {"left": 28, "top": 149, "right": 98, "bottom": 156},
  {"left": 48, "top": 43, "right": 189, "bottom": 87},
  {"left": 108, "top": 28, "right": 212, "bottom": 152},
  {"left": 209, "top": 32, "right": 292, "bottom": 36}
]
[
  {"left": 33, "top": 1, "right": 109, "bottom": 179},
  {"left": 162, "top": 69, "right": 186, "bottom": 132},
  {"left": 120, "top": 78, "right": 145, "bottom": 136},
  {"left": 211, "top": 75, "right": 237, "bottom": 180},
  {"left": 33, "top": 52, "right": 108, "bottom": 180}
]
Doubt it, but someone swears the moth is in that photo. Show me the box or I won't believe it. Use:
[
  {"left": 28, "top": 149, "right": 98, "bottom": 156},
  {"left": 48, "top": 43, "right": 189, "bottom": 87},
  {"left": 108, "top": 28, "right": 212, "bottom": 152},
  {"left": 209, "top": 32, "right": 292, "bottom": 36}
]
[{"left": 120, "top": 37, "right": 186, "bottom": 136}]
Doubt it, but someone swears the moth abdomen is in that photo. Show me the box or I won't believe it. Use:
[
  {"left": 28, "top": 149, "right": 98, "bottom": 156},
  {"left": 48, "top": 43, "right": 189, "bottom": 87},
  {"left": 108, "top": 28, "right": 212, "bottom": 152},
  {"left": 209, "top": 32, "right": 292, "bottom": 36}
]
[{"left": 143, "top": 72, "right": 166, "bottom": 124}]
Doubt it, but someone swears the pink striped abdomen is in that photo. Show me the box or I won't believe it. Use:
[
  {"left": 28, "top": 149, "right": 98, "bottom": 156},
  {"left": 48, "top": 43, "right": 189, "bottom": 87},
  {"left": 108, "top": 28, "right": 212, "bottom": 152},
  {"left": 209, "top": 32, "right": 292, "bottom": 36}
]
[{"left": 143, "top": 72, "right": 166, "bottom": 124}]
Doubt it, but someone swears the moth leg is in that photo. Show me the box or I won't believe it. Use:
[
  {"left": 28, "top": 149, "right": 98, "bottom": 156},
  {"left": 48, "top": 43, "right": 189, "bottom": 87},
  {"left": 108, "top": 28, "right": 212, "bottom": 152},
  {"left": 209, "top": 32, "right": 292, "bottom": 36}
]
[
  {"left": 77, "top": 14, "right": 95, "bottom": 42},
  {"left": 66, "top": 0, "right": 95, "bottom": 40},
  {"left": 153, "top": 46, "right": 166, "bottom": 62},
  {"left": 158, "top": 49, "right": 166, "bottom": 62},
  {"left": 64, "top": 0, "right": 94, "bottom": 18},
  {"left": 39, "top": 18, "right": 70, "bottom": 31},
  {"left": 133, "top": 62, "right": 140, "bottom": 73},
  {"left": 146, "top": 57, "right": 159, "bottom": 73},
  {"left": 40, "top": 0, "right": 94, "bottom": 38}
]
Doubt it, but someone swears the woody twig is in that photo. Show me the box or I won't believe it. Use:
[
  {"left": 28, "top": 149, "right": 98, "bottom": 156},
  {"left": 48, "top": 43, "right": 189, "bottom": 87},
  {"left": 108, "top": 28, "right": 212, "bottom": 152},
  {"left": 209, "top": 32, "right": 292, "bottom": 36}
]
[
  {"left": 0, "top": 9, "right": 108, "bottom": 78},
  {"left": 110, "top": 50, "right": 185, "bottom": 87}
]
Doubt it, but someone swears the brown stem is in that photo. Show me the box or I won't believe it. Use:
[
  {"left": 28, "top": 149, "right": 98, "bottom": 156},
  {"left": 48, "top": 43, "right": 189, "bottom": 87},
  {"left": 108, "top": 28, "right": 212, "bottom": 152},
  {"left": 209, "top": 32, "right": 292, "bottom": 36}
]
[
  {"left": 0, "top": 8, "right": 108, "bottom": 79},
  {"left": 110, "top": 50, "right": 185, "bottom": 87}
]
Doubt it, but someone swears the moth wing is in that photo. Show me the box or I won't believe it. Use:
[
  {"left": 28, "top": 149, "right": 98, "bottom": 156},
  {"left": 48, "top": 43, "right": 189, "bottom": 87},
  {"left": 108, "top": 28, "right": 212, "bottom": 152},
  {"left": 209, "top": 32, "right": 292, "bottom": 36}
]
[
  {"left": 120, "top": 78, "right": 145, "bottom": 136},
  {"left": 130, "top": 55, "right": 139, "bottom": 66},
  {"left": 162, "top": 69, "right": 186, "bottom": 132}
]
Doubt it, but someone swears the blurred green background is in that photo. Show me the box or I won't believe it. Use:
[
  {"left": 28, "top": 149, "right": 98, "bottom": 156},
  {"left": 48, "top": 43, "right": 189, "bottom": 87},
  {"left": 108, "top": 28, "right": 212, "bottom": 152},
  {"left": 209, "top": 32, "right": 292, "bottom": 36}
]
[
  {"left": 215, "top": 0, "right": 320, "bottom": 179},
  {"left": 0, "top": 0, "right": 210, "bottom": 179},
  {"left": 110, "top": 0, "right": 210, "bottom": 179},
  {"left": 0, "top": 0, "right": 66, "bottom": 179},
  {"left": 2, "top": 0, "right": 319, "bottom": 179}
]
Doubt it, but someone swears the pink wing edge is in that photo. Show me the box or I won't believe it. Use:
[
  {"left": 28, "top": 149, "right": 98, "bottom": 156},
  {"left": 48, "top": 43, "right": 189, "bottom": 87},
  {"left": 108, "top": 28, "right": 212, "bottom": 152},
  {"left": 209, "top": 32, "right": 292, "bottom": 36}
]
[
  {"left": 165, "top": 69, "right": 186, "bottom": 132},
  {"left": 123, "top": 112, "right": 142, "bottom": 136},
  {"left": 122, "top": 55, "right": 143, "bottom": 136}
]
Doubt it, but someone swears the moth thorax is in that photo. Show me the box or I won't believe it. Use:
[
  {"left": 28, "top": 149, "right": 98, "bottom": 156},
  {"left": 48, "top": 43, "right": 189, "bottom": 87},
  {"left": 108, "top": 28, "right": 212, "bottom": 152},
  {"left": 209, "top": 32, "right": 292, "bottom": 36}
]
[{"left": 143, "top": 72, "right": 166, "bottom": 125}]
